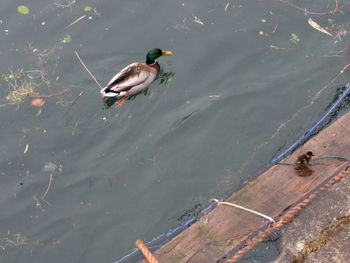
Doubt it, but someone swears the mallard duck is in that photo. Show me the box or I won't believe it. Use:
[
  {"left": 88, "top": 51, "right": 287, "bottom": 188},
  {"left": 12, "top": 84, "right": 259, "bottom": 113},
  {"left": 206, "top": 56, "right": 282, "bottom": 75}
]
[
  {"left": 100, "top": 48, "right": 172, "bottom": 106},
  {"left": 295, "top": 151, "right": 314, "bottom": 169}
]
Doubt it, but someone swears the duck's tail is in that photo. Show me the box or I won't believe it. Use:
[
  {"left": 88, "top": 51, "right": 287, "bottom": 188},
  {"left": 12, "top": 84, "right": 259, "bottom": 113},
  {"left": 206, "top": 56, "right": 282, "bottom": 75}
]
[{"left": 100, "top": 87, "right": 127, "bottom": 98}]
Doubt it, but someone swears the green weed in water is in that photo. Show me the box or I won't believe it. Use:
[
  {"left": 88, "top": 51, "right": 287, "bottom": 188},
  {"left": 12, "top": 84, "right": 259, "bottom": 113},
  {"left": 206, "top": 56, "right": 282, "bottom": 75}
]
[
  {"left": 84, "top": 6, "right": 92, "bottom": 12},
  {"left": 290, "top": 33, "right": 300, "bottom": 45},
  {"left": 17, "top": 5, "right": 29, "bottom": 15}
]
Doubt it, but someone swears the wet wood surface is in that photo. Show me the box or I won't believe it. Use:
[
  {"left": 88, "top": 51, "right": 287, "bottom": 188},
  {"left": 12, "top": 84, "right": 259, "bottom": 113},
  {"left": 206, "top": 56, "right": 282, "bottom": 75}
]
[{"left": 140, "top": 112, "right": 350, "bottom": 263}]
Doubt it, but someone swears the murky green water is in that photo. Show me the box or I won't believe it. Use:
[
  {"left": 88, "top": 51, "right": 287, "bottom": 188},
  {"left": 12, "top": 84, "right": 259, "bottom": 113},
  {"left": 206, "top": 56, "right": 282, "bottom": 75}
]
[{"left": 1, "top": 1, "right": 349, "bottom": 262}]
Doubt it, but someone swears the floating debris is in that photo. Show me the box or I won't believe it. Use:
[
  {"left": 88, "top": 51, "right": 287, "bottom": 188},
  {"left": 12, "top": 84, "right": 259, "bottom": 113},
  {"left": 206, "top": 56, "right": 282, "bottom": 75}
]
[
  {"left": 193, "top": 16, "right": 203, "bottom": 25},
  {"left": 63, "top": 34, "right": 72, "bottom": 43},
  {"left": 178, "top": 203, "right": 202, "bottom": 221},
  {"left": 41, "top": 173, "right": 53, "bottom": 206},
  {"left": 6, "top": 87, "right": 36, "bottom": 105},
  {"left": 308, "top": 18, "right": 333, "bottom": 37},
  {"left": 31, "top": 98, "right": 45, "bottom": 107},
  {"left": 23, "top": 144, "right": 29, "bottom": 154},
  {"left": 65, "top": 15, "right": 86, "bottom": 29},
  {"left": 290, "top": 33, "right": 300, "bottom": 44},
  {"left": 72, "top": 119, "right": 79, "bottom": 136},
  {"left": 54, "top": 0, "right": 76, "bottom": 10},
  {"left": 269, "top": 45, "right": 294, "bottom": 50},
  {"left": 84, "top": 6, "right": 92, "bottom": 12},
  {"left": 42, "top": 162, "right": 58, "bottom": 173},
  {"left": 0, "top": 232, "right": 29, "bottom": 250},
  {"left": 26, "top": 71, "right": 41, "bottom": 80},
  {"left": 17, "top": 5, "right": 29, "bottom": 15},
  {"left": 224, "top": 3, "right": 230, "bottom": 11},
  {"left": 93, "top": 7, "right": 101, "bottom": 16},
  {"left": 272, "top": 24, "right": 279, "bottom": 33}
]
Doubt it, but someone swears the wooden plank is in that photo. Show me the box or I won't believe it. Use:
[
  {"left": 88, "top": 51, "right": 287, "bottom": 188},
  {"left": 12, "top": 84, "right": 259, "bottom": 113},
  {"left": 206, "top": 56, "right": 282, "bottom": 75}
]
[{"left": 141, "top": 112, "right": 350, "bottom": 263}]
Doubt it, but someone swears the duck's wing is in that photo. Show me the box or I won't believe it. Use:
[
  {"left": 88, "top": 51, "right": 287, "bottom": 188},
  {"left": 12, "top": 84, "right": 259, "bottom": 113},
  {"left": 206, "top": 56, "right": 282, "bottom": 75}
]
[{"left": 106, "top": 63, "right": 151, "bottom": 92}]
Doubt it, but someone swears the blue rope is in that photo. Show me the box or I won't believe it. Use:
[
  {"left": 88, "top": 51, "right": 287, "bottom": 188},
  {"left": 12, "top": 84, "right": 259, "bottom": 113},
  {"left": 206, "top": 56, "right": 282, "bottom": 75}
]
[{"left": 114, "top": 82, "right": 350, "bottom": 263}]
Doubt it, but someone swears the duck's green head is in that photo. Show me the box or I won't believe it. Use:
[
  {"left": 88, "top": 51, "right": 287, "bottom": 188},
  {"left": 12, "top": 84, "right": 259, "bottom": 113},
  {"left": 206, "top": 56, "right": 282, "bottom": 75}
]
[{"left": 146, "top": 48, "right": 172, "bottom": 65}]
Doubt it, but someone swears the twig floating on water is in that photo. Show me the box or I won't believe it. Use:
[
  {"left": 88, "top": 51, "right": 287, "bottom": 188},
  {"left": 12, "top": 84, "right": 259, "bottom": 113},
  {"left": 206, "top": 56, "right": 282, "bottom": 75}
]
[
  {"left": 22, "top": 129, "right": 29, "bottom": 154},
  {"left": 75, "top": 51, "right": 103, "bottom": 89},
  {"left": 274, "top": 0, "right": 339, "bottom": 16},
  {"left": 65, "top": 15, "right": 86, "bottom": 29},
  {"left": 72, "top": 119, "right": 79, "bottom": 136},
  {"left": 29, "top": 89, "right": 72, "bottom": 98},
  {"left": 308, "top": 18, "right": 333, "bottom": 37},
  {"left": 193, "top": 16, "right": 204, "bottom": 25},
  {"left": 272, "top": 24, "right": 279, "bottom": 33},
  {"left": 61, "top": 90, "right": 85, "bottom": 119},
  {"left": 41, "top": 173, "right": 53, "bottom": 207},
  {"left": 224, "top": 3, "right": 230, "bottom": 11},
  {"left": 23, "top": 144, "right": 29, "bottom": 154},
  {"left": 269, "top": 45, "right": 294, "bottom": 50}
]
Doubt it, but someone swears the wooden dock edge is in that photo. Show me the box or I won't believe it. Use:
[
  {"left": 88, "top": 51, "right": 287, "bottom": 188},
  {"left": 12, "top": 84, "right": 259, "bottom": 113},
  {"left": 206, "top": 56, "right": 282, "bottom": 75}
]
[{"left": 140, "top": 111, "right": 350, "bottom": 263}]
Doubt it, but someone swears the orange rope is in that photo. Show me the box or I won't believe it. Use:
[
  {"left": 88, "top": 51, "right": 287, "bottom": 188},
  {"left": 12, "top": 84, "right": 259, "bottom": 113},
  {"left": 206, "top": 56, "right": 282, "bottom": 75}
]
[
  {"left": 135, "top": 240, "right": 159, "bottom": 263},
  {"left": 226, "top": 165, "right": 350, "bottom": 262}
]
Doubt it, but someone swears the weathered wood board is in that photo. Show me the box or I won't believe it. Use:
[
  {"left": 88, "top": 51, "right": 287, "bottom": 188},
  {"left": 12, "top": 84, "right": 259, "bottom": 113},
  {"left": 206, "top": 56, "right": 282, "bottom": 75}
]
[{"left": 141, "top": 111, "right": 350, "bottom": 263}]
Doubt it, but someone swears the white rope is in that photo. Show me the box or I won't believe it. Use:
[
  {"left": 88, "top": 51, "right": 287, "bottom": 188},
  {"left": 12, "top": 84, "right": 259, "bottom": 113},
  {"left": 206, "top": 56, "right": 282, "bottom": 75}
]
[{"left": 209, "top": 198, "right": 275, "bottom": 224}]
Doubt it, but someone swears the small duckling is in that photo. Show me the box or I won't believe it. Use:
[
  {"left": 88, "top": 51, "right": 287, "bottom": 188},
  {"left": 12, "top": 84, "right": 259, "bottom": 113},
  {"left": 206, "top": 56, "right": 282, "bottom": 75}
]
[{"left": 295, "top": 151, "right": 314, "bottom": 170}]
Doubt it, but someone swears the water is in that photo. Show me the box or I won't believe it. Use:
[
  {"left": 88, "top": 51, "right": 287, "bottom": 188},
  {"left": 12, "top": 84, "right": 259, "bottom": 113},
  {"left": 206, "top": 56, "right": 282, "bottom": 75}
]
[{"left": 0, "top": 1, "right": 349, "bottom": 262}]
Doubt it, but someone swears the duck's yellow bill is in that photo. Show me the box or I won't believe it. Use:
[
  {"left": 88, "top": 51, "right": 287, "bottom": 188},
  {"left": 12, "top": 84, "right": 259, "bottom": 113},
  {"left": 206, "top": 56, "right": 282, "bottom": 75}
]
[{"left": 162, "top": 51, "right": 173, "bottom": 56}]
